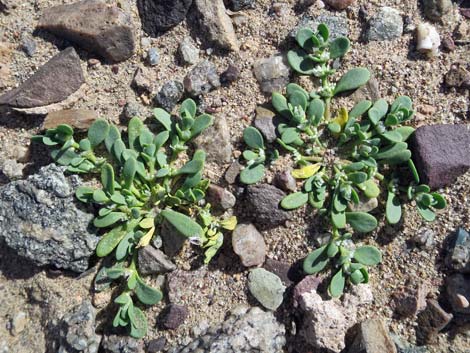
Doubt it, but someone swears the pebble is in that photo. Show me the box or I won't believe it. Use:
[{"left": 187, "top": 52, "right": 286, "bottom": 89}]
[
  {"left": 228, "top": 0, "right": 255, "bottom": 11},
  {"left": 1, "top": 159, "right": 25, "bottom": 181},
  {"left": 137, "top": 0, "right": 193, "bottom": 36},
  {"left": 366, "top": 7, "right": 403, "bottom": 42},
  {"left": 147, "top": 337, "right": 166, "bottom": 353},
  {"left": 101, "top": 334, "right": 143, "bottom": 353},
  {"left": 132, "top": 66, "right": 154, "bottom": 93},
  {"left": 153, "top": 81, "right": 184, "bottom": 112},
  {"left": 20, "top": 35, "right": 36, "bottom": 57},
  {"left": 10, "top": 311, "right": 27, "bottom": 336},
  {"left": 224, "top": 161, "right": 242, "bottom": 184},
  {"left": 148, "top": 47, "right": 160, "bottom": 66},
  {"left": 123, "top": 101, "right": 148, "bottom": 121},
  {"left": 446, "top": 273, "right": 470, "bottom": 314},
  {"left": 138, "top": 246, "right": 176, "bottom": 275},
  {"left": 220, "top": 64, "right": 240, "bottom": 85},
  {"left": 178, "top": 37, "right": 199, "bottom": 65},
  {"left": 254, "top": 106, "right": 278, "bottom": 143},
  {"left": 446, "top": 227, "right": 470, "bottom": 273},
  {"left": 206, "top": 185, "right": 236, "bottom": 210},
  {"left": 232, "top": 223, "right": 266, "bottom": 267},
  {"left": 444, "top": 62, "right": 470, "bottom": 89},
  {"left": 248, "top": 268, "right": 286, "bottom": 310},
  {"left": 441, "top": 34, "right": 455, "bottom": 52},
  {"left": 273, "top": 170, "right": 297, "bottom": 192},
  {"left": 416, "top": 22, "right": 441, "bottom": 58},
  {"left": 422, "top": 0, "right": 452, "bottom": 22},
  {"left": 417, "top": 300, "right": 453, "bottom": 344},
  {"left": 194, "top": 117, "right": 232, "bottom": 163},
  {"left": 162, "top": 304, "right": 188, "bottom": 330},
  {"left": 291, "top": 12, "right": 348, "bottom": 40},
  {"left": 253, "top": 55, "right": 291, "bottom": 93},
  {"left": 412, "top": 229, "right": 436, "bottom": 249},
  {"left": 392, "top": 278, "right": 430, "bottom": 318},
  {"left": 324, "top": 0, "right": 354, "bottom": 10},
  {"left": 348, "top": 319, "right": 397, "bottom": 353},
  {"left": 183, "top": 60, "right": 221, "bottom": 96}
]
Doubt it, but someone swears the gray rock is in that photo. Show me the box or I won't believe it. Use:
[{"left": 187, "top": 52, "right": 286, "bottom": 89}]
[
  {"left": 228, "top": 0, "right": 255, "bottom": 11},
  {"left": 391, "top": 334, "right": 429, "bottom": 353},
  {"left": 422, "top": 0, "right": 452, "bottom": 22},
  {"left": 220, "top": 64, "right": 240, "bottom": 84},
  {"left": 348, "top": 319, "right": 397, "bottom": 353},
  {"left": 0, "top": 47, "right": 84, "bottom": 108},
  {"left": 413, "top": 229, "right": 436, "bottom": 249},
  {"left": 254, "top": 106, "right": 277, "bottom": 143},
  {"left": 161, "top": 304, "right": 188, "bottom": 329},
  {"left": 58, "top": 300, "right": 101, "bottom": 353},
  {"left": 248, "top": 268, "right": 286, "bottom": 310},
  {"left": 273, "top": 170, "right": 296, "bottom": 192},
  {"left": 194, "top": 116, "right": 232, "bottom": 163},
  {"left": 43, "top": 109, "right": 99, "bottom": 130},
  {"left": 193, "top": 0, "right": 239, "bottom": 51},
  {"left": 183, "top": 60, "right": 221, "bottom": 96},
  {"left": 138, "top": 246, "right": 176, "bottom": 275},
  {"left": 253, "top": 55, "right": 290, "bottom": 93},
  {"left": 37, "top": 0, "right": 135, "bottom": 63},
  {"left": 167, "top": 306, "right": 285, "bottom": 352},
  {"left": 147, "top": 338, "right": 166, "bottom": 353},
  {"left": 20, "top": 35, "right": 37, "bottom": 57},
  {"left": 291, "top": 12, "right": 348, "bottom": 40},
  {"left": 100, "top": 335, "right": 143, "bottom": 353},
  {"left": 122, "top": 102, "right": 149, "bottom": 121},
  {"left": 245, "top": 184, "right": 291, "bottom": 228},
  {"left": 178, "top": 37, "right": 199, "bottom": 65},
  {"left": 445, "top": 273, "right": 470, "bottom": 314},
  {"left": 224, "top": 161, "right": 242, "bottom": 184},
  {"left": 154, "top": 81, "right": 184, "bottom": 112},
  {"left": 0, "top": 164, "right": 98, "bottom": 272},
  {"left": 132, "top": 67, "right": 154, "bottom": 93},
  {"left": 0, "top": 159, "right": 25, "bottom": 181},
  {"left": 417, "top": 300, "right": 453, "bottom": 344},
  {"left": 148, "top": 47, "right": 160, "bottom": 66},
  {"left": 447, "top": 227, "right": 470, "bottom": 273},
  {"left": 137, "top": 0, "right": 193, "bottom": 36},
  {"left": 366, "top": 7, "right": 403, "bottom": 42},
  {"left": 232, "top": 223, "right": 266, "bottom": 267},
  {"left": 410, "top": 124, "right": 470, "bottom": 188},
  {"left": 206, "top": 184, "right": 236, "bottom": 210},
  {"left": 161, "top": 221, "right": 187, "bottom": 257}
]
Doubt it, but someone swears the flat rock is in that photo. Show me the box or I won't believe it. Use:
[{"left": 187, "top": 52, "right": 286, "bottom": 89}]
[
  {"left": 0, "top": 164, "right": 98, "bottom": 272},
  {"left": 417, "top": 300, "right": 453, "bottom": 344},
  {"left": 349, "top": 319, "right": 397, "bottom": 353},
  {"left": 193, "top": 0, "right": 239, "bottom": 51},
  {"left": 325, "top": 0, "right": 355, "bottom": 10},
  {"left": 232, "top": 223, "right": 266, "bottom": 267},
  {"left": 137, "top": 0, "right": 193, "bottom": 36},
  {"left": 194, "top": 116, "right": 232, "bottom": 164},
  {"left": 254, "top": 106, "right": 278, "bottom": 143},
  {"left": 446, "top": 227, "right": 470, "bottom": 273},
  {"left": 446, "top": 273, "right": 470, "bottom": 314},
  {"left": 0, "top": 47, "right": 84, "bottom": 108},
  {"left": 253, "top": 55, "right": 290, "bottom": 93},
  {"left": 38, "top": 0, "right": 135, "bottom": 63},
  {"left": 43, "top": 109, "right": 98, "bottom": 130},
  {"left": 273, "top": 170, "right": 297, "bottom": 192},
  {"left": 248, "top": 268, "right": 286, "bottom": 310},
  {"left": 100, "top": 335, "right": 143, "bottom": 353},
  {"left": 206, "top": 184, "right": 236, "bottom": 210},
  {"left": 153, "top": 81, "right": 184, "bottom": 112},
  {"left": 161, "top": 304, "right": 188, "bottom": 330},
  {"left": 183, "top": 60, "right": 220, "bottom": 96},
  {"left": 245, "top": 184, "right": 291, "bottom": 228},
  {"left": 366, "top": 7, "right": 403, "bottom": 42},
  {"left": 138, "top": 246, "right": 176, "bottom": 275},
  {"left": 410, "top": 124, "right": 470, "bottom": 188},
  {"left": 392, "top": 278, "right": 430, "bottom": 317}
]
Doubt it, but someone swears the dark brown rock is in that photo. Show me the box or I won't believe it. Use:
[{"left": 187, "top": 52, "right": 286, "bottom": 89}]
[
  {"left": 224, "top": 161, "right": 242, "bottom": 184},
  {"left": 206, "top": 184, "right": 236, "bottom": 210},
  {"left": 410, "top": 124, "right": 470, "bottom": 188},
  {"left": 325, "top": 0, "right": 355, "bottom": 10},
  {"left": 264, "top": 259, "right": 293, "bottom": 286},
  {"left": 147, "top": 337, "right": 166, "bottom": 353},
  {"left": 43, "top": 109, "right": 98, "bottom": 130},
  {"left": 161, "top": 304, "right": 188, "bottom": 330},
  {"left": 137, "top": 0, "right": 193, "bottom": 36},
  {"left": 348, "top": 319, "right": 397, "bottom": 353},
  {"left": 254, "top": 106, "right": 278, "bottom": 143},
  {"left": 446, "top": 273, "right": 470, "bottom": 314},
  {"left": 392, "top": 278, "right": 430, "bottom": 317},
  {"left": 0, "top": 47, "right": 84, "bottom": 108},
  {"left": 417, "top": 300, "right": 453, "bottom": 344},
  {"left": 220, "top": 64, "right": 240, "bottom": 84},
  {"left": 441, "top": 34, "right": 456, "bottom": 52},
  {"left": 444, "top": 63, "right": 470, "bottom": 88},
  {"left": 245, "top": 184, "right": 291, "bottom": 228},
  {"left": 273, "top": 170, "right": 297, "bottom": 192},
  {"left": 38, "top": 0, "right": 135, "bottom": 63}
]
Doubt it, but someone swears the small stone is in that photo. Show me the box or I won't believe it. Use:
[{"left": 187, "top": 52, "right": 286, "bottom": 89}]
[
  {"left": 416, "top": 23, "right": 441, "bottom": 58},
  {"left": 206, "top": 185, "right": 236, "bottom": 210},
  {"left": 325, "top": 0, "right": 354, "bottom": 10},
  {"left": 137, "top": 0, "right": 193, "bottom": 36},
  {"left": 292, "top": 275, "right": 323, "bottom": 308},
  {"left": 417, "top": 300, "right": 453, "bottom": 344},
  {"left": 0, "top": 159, "right": 25, "bottom": 180},
  {"left": 194, "top": 0, "right": 239, "bottom": 51},
  {"left": 254, "top": 106, "right": 278, "bottom": 143},
  {"left": 0, "top": 47, "right": 84, "bottom": 108},
  {"left": 148, "top": 47, "right": 160, "bottom": 66},
  {"left": 132, "top": 67, "right": 154, "bottom": 93},
  {"left": 87, "top": 58, "right": 101, "bottom": 68},
  {"left": 441, "top": 34, "right": 456, "bottom": 52},
  {"left": 461, "top": 8, "right": 470, "bottom": 19},
  {"left": 123, "top": 101, "right": 148, "bottom": 121},
  {"left": 228, "top": 0, "right": 255, "bottom": 11},
  {"left": 351, "top": 75, "right": 381, "bottom": 103},
  {"left": 422, "top": 0, "right": 452, "bottom": 22},
  {"left": 184, "top": 61, "right": 220, "bottom": 96},
  {"left": 392, "top": 278, "right": 430, "bottom": 317},
  {"left": 111, "top": 65, "right": 119, "bottom": 74},
  {"left": 446, "top": 273, "right": 470, "bottom": 314},
  {"left": 162, "top": 304, "right": 188, "bottom": 330},
  {"left": 391, "top": 334, "right": 429, "bottom": 353},
  {"left": 38, "top": 0, "right": 135, "bottom": 63},
  {"left": 220, "top": 64, "right": 240, "bottom": 85},
  {"left": 348, "top": 319, "right": 397, "bottom": 353},
  {"left": 138, "top": 246, "right": 176, "bottom": 275},
  {"left": 412, "top": 229, "right": 436, "bottom": 249},
  {"left": 410, "top": 124, "right": 470, "bottom": 188},
  {"left": 232, "top": 223, "right": 266, "bottom": 267},
  {"left": 101, "top": 335, "right": 143, "bottom": 353},
  {"left": 147, "top": 337, "right": 166, "bottom": 353},
  {"left": 263, "top": 259, "right": 294, "bottom": 286},
  {"left": 248, "top": 268, "right": 286, "bottom": 310},
  {"left": 273, "top": 170, "right": 297, "bottom": 192},
  {"left": 291, "top": 12, "right": 348, "bottom": 40},
  {"left": 178, "top": 37, "right": 199, "bottom": 65},
  {"left": 194, "top": 116, "right": 232, "bottom": 163},
  {"left": 253, "top": 55, "right": 291, "bottom": 94},
  {"left": 43, "top": 109, "right": 98, "bottom": 130},
  {"left": 161, "top": 221, "right": 187, "bottom": 258},
  {"left": 224, "top": 161, "right": 242, "bottom": 184},
  {"left": 446, "top": 227, "right": 470, "bottom": 273},
  {"left": 20, "top": 35, "right": 37, "bottom": 57},
  {"left": 444, "top": 63, "right": 470, "bottom": 89},
  {"left": 245, "top": 184, "right": 292, "bottom": 228},
  {"left": 154, "top": 81, "right": 184, "bottom": 112},
  {"left": 366, "top": 7, "right": 403, "bottom": 42},
  {"left": 10, "top": 312, "right": 27, "bottom": 336}
]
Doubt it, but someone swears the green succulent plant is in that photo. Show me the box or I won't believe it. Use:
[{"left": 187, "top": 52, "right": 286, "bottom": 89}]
[
  {"left": 241, "top": 24, "right": 446, "bottom": 297},
  {"left": 33, "top": 98, "right": 237, "bottom": 338}
]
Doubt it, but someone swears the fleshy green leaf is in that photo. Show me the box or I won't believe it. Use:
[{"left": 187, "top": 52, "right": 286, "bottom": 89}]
[
  {"left": 329, "top": 36, "right": 350, "bottom": 59},
  {"left": 129, "top": 306, "right": 148, "bottom": 339},
  {"left": 191, "top": 114, "right": 213, "bottom": 138},
  {"left": 105, "top": 125, "right": 121, "bottom": 152},
  {"left": 240, "top": 164, "right": 265, "bottom": 184},
  {"left": 161, "top": 209, "right": 203, "bottom": 238},
  {"left": 101, "top": 163, "right": 115, "bottom": 195},
  {"left": 153, "top": 108, "right": 172, "bottom": 131},
  {"left": 180, "top": 98, "right": 197, "bottom": 118},
  {"left": 76, "top": 186, "right": 94, "bottom": 202},
  {"left": 135, "top": 279, "right": 163, "bottom": 305},
  {"left": 345, "top": 212, "right": 377, "bottom": 233},
  {"left": 329, "top": 269, "right": 346, "bottom": 297},
  {"left": 303, "top": 245, "right": 329, "bottom": 274},
  {"left": 88, "top": 119, "right": 109, "bottom": 147},
  {"left": 280, "top": 192, "right": 309, "bottom": 210},
  {"left": 353, "top": 246, "right": 382, "bottom": 266},
  {"left": 350, "top": 100, "right": 372, "bottom": 118},
  {"left": 96, "top": 226, "right": 127, "bottom": 257},
  {"left": 334, "top": 68, "right": 371, "bottom": 95},
  {"left": 93, "top": 212, "right": 126, "bottom": 228},
  {"left": 386, "top": 191, "right": 402, "bottom": 224},
  {"left": 243, "top": 126, "right": 264, "bottom": 149},
  {"left": 287, "top": 48, "right": 316, "bottom": 75},
  {"left": 123, "top": 157, "right": 137, "bottom": 188},
  {"left": 272, "top": 92, "right": 292, "bottom": 119},
  {"left": 128, "top": 117, "right": 143, "bottom": 150},
  {"left": 417, "top": 203, "right": 436, "bottom": 221}
]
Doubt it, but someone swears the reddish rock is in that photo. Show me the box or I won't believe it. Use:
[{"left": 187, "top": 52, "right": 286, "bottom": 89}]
[
  {"left": 348, "top": 319, "right": 397, "bottom": 353},
  {"left": 206, "top": 185, "right": 236, "bottom": 210},
  {"left": 292, "top": 275, "right": 322, "bottom": 308},
  {"left": 417, "top": 300, "right": 453, "bottom": 344},
  {"left": 392, "top": 278, "right": 430, "bottom": 317},
  {"left": 161, "top": 304, "right": 188, "bottom": 329},
  {"left": 325, "top": 0, "right": 355, "bottom": 10},
  {"left": 232, "top": 223, "right": 266, "bottom": 267},
  {"left": 43, "top": 109, "right": 98, "bottom": 130}
]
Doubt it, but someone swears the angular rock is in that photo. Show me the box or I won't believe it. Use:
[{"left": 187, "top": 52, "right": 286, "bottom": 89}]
[
  {"left": 422, "top": 0, "right": 452, "bottom": 22},
  {"left": 148, "top": 47, "right": 160, "bottom": 66},
  {"left": 58, "top": 300, "right": 101, "bottom": 353},
  {"left": 0, "top": 47, "right": 84, "bottom": 108},
  {"left": 245, "top": 184, "right": 291, "bottom": 228},
  {"left": 147, "top": 338, "right": 166, "bottom": 353},
  {"left": 43, "top": 109, "right": 98, "bottom": 130},
  {"left": 348, "top": 319, "right": 397, "bottom": 353},
  {"left": 412, "top": 229, "right": 436, "bottom": 249},
  {"left": 445, "top": 63, "right": 470, "bottom": 89},
  {"left": 38, "top": 0, "right": 135, "bottom": 63},
  {"left": 194, "top": 0, "right": 239, "bottom": 51},
  {"left": 263, "top": 259, "right": 294, "bottom": 286},
  {"left": 154, "top": 81, "right": 184, "bottom": 112},
  {"left": 291, "top": 12, "right": 348, "bottom": 40},
  {"left": 391, "top": 334, "right": 429, "bottom": 353},
  {"left": 446, "top": 273, "right": 470, "bottom": 314},
  {"left": 254, "top": 106, "right": 277, "bottom": 143},
  {"left": 253, "top": 55, "right": 290, "bottom": 93},
  {"left": 206, "top": 184, "right": 236, "bottom": 210},
  {"left": 10, "top": 311, "right": 27, "bottom": 336},
  {"left": 132, "top": 67, "right": 154, "bottom": 93},
  {"left": 366, "top": 7, "right": 403, "bottom": 42},
  {"left": 446, "top": 227, "right": 470, "bottom": 273},
  {"left": 0, "top": 164, "right": 98, "bottom": 272},
  {"left": 248, "top": 268, "right": 286, "bottom": 310},
  {"left": 228, "top": 0, "right": 256, "bottom": 11},
  {"left": 232, "top": 223, "right": 266, "bottom": 267},
  {"left": 325, "top": 0, "right": 355, "bottom": 10},
  {"left": 138, "top": 246, "right": 176, "bottom": 275},
  {"left": 122, "top": 101, "right": 149, "bottom": 121},
  {"left": 183, "top": 60, "right": 221, "bottom": 96},
  {"left": 100, "top": 335, "right": 144, "bottom": 353},
  {"left": 20, "top": 35, "right": 37, "bottom": 57},
  {"left": 161, "top": 304, "right": 188, "bottom": 329},
  {"left": 137, "top": 0, "right": 193, "bottom": 36},
  {"left": 161, "top": 220, "right": 187, "bottom": 257},
  {"left": 416, "top": 22, "right": 441, "bottom": 58},
  {"left": 0, "top": 159, "right": 25, "bottom": 181},
  {"left": 167, "top": 306, "right": 285, "bottom": 352},
  {"left": 178, "top": 37, "right": 199, "bottom": 65},
  {"left": 351, "top": 75, "right": 380, "bottom": 103},
  {"left": 194, "top": 116, "right": 232, "bottom": 163},
  {"left": 292, "top": 275, "right": 323, "bottom": 308},
  {"left": 225, "top": 161, "right": 242, "bottom": 184},
  {"left": 220, "top": 64, "right": 240, "bottom": 85},
  {"left": 273, "top": 170, "right": 297, "bottom": 192},
  {"left": 410, "top": 124, "right": 470, "bottom": 188},
  {"left": 417, "top": 300, "right": 453, "bottom": 344}
]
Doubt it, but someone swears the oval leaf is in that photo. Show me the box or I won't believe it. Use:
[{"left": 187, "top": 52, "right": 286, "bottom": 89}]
[
  {"left": 353, "top": 246, "right": 382, "bottom": 266},
  {"left": 161, "top": 209, "right": 203, "bottom": 238},
  {"left": 281, "top": 192, "right": 309, "bottom": 210},
  {"left": 334, "top": 68, "right": 371, "bottom": 95},
  {"left": 240, "top": 164, "right": 265, "bottom": 184},
  {"left": 243, "top": 126, "right": 264, "bottom": 149},
  {"left": 345, "top": 212, "right": 377, "bottom": 233}
]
